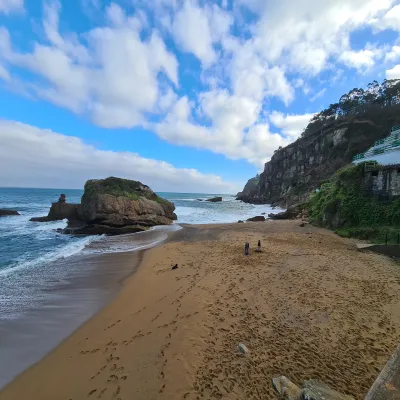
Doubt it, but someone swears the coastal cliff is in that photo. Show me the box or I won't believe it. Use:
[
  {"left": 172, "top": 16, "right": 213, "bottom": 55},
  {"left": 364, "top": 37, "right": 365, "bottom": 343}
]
[{"left": 240, "top": 80, "right": 400, "bottom": 207}]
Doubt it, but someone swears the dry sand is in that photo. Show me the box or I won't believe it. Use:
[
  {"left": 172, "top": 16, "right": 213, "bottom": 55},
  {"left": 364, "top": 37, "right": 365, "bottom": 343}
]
[{"left": 1, "top": 220, "right": 400, "bottom": 400}]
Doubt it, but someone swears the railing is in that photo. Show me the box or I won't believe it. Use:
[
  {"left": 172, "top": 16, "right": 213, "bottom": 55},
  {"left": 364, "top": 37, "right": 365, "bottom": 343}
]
[
  {"left": 353, "top": 126, "right": 400, "bottom": 161},
  {"left": 391, "top": 124, "right": 400, "bottom": 133},
  {"left": 353, "top": 141, "right": 400, "bottom": 161}
]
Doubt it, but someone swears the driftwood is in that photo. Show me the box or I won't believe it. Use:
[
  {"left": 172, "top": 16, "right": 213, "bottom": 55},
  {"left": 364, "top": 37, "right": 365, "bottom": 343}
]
[
  {"left": 365, "top": 343, "right": 400, "bottom": 400},
  {"left": 273, "top": 343, "right": 400, "bottom": 399},
  {"left": 272, "top": 376, "right": 354, "bottom": 400}
]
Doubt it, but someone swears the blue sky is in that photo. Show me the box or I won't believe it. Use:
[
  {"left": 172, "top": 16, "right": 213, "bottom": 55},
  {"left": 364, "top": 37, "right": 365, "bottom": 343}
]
[{"left": 1, "top": 0, "right": 400, "bottom": 193}]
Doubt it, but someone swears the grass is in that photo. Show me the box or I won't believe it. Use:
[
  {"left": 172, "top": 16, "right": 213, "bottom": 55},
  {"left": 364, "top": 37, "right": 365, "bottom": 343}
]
[{"left": 82, "top": 177, "right": 170, "bottom": 204}]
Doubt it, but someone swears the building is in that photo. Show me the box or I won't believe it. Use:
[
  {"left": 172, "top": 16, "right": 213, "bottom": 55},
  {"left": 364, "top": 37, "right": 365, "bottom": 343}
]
[{"left": 353, "top": 124, "right": 400, "bottom": 165}]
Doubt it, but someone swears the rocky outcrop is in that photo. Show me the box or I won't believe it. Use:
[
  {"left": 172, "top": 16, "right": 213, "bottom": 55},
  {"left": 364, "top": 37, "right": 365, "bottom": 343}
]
[
  {"left": 66, "top": 177, "right": 176, "bottom": 235},
  {"left": 268, "top": 206, "right": 302, "bottom": 220},
  {"left": 206, "top": 197, "right": 222, "bottom": 202},
  {"left": 236, "top": 177, "right": 259, "bottom": 202},
  {"left": 247, "top": 216, "right": 265, "bottom": 222},
  {"left": 0, "top": 209, "right": 20, "bottom": 216},
  {"left": 239, "top": 101, "right": 400, "bottom": 207},
  {"left": 30, "top": 203, "right": 82, "bottom": 222}
]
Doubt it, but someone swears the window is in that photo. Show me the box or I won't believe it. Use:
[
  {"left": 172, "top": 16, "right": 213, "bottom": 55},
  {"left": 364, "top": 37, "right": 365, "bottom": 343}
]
[{"left": 371, "top": 171, "right": 379, "bottom": 177}]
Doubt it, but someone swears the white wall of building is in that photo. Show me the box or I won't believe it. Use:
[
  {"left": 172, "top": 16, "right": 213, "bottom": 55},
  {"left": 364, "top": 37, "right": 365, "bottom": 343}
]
[{"left": 354, "top": 148, "right": 400, "bottom": 165}]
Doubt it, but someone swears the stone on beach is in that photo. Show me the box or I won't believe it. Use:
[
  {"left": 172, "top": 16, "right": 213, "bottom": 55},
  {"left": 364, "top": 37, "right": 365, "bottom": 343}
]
[
  {"left": 237, "top": 343, "right": 249, "bottom": 355},
  {"left": 247, "top": 216, "right": 266, "bottom": 222}
]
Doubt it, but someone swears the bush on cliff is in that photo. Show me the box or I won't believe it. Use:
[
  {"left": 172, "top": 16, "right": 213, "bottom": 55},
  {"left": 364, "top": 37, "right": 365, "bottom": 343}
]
[{"left": 308, "top": 162, "right": 400, "bottom": 241}]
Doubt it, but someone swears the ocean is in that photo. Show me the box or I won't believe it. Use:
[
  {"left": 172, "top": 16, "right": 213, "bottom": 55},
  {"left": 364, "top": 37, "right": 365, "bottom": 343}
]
[{"left": 0, "top": 187, "right": 278, "bottom": 387}]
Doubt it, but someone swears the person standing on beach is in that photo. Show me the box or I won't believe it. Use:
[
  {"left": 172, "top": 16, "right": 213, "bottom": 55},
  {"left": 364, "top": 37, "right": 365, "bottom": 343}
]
[
  {"left": 257, "top": 240, "right": 261, "bottom": 252},
  {"left": 245, "top": 242, "right": 250, "bottom": 256}
]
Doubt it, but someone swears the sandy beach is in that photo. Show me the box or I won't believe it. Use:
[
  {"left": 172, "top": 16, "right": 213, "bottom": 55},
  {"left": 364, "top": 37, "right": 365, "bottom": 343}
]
[{"left": 1, "top": 220, "right": 400, "bottom": 400}]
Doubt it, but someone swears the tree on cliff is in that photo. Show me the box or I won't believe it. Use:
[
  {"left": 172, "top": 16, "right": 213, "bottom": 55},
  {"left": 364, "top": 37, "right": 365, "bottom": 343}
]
[{"left": 301, "top": 79, "right": 400, "bottom": 138}]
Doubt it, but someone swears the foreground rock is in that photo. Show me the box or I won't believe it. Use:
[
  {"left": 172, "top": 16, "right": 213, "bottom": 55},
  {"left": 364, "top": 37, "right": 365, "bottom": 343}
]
[
  {"left": 206, "top": 197, "right": 222, "bottom": 202},
  {"left": 247, "top": 216, "right": 266, "bottom": 222},
  {"left": 268, "top": 206, "right": 302, "bottom": 220},
  {"left": 272, "top": 376, "right": 354, "bottom": 400},
  {"left": 0, "top": 209, "right": 20, "bottom": 216},
  {"left": 68, "top": 177, "right": 176, "bottom": 235}
]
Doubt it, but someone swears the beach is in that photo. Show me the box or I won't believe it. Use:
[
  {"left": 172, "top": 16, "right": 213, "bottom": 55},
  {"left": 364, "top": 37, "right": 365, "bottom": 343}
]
[{"left": 1, "top": 220, "right": 400, "bottom": 399}]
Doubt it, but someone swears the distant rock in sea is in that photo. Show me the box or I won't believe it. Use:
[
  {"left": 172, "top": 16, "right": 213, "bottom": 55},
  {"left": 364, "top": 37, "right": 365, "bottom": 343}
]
[
  {"left": 206, "top": 197, "right": 222, "bottom": 202},
  {"left": 30, "top": 177, "right": 176, "bottom": 235},
  {"left": 0, "top": 209, "right": 20, "bottom": 216}
]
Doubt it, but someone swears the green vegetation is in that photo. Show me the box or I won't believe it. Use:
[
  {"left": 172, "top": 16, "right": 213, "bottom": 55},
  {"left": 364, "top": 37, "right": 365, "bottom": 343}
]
[
  {"left": 308, "top": 163, "right": 400, "bottom": 242},
  {"left": 302, "top": 79, "right": 400, "bottom": 138},
  {"left": 82, "top": 177, "right": 164, "bottom": 203}
]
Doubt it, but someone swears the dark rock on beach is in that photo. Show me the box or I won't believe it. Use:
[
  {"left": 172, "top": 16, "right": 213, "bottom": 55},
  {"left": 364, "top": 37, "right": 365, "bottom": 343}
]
[
  {"left": 268, "top": 206, "right": 301, "bottom": 220},
  {"left": 238, "top": 220, "right": 244, "bottom": 223},
  {"left": 0, "top": 209, "right": 20, "bottom": 216},
  {"left": 247, "top": 216, "right": 266, "bottom": 222},
  {"left": 206, "top": 197, "right": 223, "bottom": 202}
]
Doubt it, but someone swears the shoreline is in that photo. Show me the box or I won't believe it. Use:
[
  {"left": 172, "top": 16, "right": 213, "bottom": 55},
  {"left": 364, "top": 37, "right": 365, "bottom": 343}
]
[
  {"left": 1, "top": 220, "right": 400, "bottom": 399},
  {"left": 0, "top": 227, "right": 172, "bottom": 390}
]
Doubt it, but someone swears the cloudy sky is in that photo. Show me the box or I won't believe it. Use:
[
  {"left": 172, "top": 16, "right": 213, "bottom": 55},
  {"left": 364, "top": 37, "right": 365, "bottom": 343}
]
[{"left": 1, "top": 0, "right": 400, "bottom": 193}]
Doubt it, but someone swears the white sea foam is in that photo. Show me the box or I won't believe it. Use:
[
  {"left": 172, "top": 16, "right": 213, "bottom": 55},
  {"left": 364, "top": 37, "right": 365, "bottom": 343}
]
[{"left": 0, "top": 235, "right": 102, "bottom": 277}]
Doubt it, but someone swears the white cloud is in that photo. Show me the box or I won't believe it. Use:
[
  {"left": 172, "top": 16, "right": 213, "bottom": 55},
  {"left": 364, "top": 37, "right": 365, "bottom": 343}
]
[
  {"left": 244, "top": 0, "right": 393, "bottom": 75},
  {"left": 339, "top": 48, "right": 381, "bottom": 70},
  {"left": 375, "top": 4, "right": 400, "bottom": 31},
  {"left": 154, "top": 92, "right": 296, "bottom": 168},
  {"left": 172, "top": 2, "right": 214, "bottom": 65},
  {"left": 0, "top": 0, "right": 23, "bottom": 14},
  {"left": 310, "top": 88, "right": 327, "bottom": 102},
  {"left": 0, "top": 2, "right": 178, "bottom": 128},
  {"left": 269, "top": 111, "right": 314, "bottom": 140},
  {"left": 171, "top": 1, "right": 232, "bottom": 66},
  {"left": 0, "top": 120, "right": 240, "bottom": 193},
  {"left": 385, "top": 45, "right": 400, "bottom": 62},
  {"left": 386, "top": 64, "right": 400, "bottom": 79}
]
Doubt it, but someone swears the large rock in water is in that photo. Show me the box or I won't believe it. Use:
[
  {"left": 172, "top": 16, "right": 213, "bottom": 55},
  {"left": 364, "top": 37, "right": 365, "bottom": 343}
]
[
  {"left": 65, "top": 177, "right": 176, "bottom": 235},
  {"left": 206, "top": 197, "right": 222, "bottom": 202},
  {"left": 0, "top": 209, "right": 20, "bottom": 216}
]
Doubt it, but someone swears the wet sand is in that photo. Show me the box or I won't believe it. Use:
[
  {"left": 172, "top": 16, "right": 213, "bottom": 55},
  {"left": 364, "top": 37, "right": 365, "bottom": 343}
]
[{"left": 1, "top": 221, "right": 400, "bottom": 399}]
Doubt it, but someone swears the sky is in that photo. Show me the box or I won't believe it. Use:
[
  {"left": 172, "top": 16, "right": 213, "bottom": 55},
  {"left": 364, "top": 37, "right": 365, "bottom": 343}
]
[{"left": 1, "top": 0, "right": 400, "bottom": 193}]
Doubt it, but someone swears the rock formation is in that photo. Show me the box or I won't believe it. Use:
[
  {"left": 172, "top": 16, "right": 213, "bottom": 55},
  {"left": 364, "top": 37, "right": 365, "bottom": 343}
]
[
  {"left": 65, "top": 177, "right": 176, "bottom": 235},
  {"left": 206, "top": 197, "right": 222, "bottom": 202},
  {"left": 30, "top": 178, "right": 176, "bottom": 235},
  {"left": 236, "top": 176, "right": 259, "bottom": 201},
  {"left": 239, "top": 80, "right": 400, "bottom": 207},
  {"left": 30, "top": 202, "right": 82, "bottom": 222},
  {"left": 247, "top": 216, "right": 265, "bottom": 222},
  {"left": 0, "top": 209, "right": 20, "bottom": 216}
]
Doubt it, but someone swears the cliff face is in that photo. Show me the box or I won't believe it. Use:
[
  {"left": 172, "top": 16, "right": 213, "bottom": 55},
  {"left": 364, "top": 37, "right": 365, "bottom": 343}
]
[
  {"left": 236, "top": 177, "right": 259, "bottom": 201},
  {"left": 240, "top": 104, "right": 400, "bottom": 207}
]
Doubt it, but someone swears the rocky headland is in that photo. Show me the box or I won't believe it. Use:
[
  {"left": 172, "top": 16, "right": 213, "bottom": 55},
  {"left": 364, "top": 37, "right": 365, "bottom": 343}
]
[
  {"left": 30, "top": 177, "right": 176, "bottom": 235},
  {"left": 238, "top": 79, "right": 400, "bottom": 208}
]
